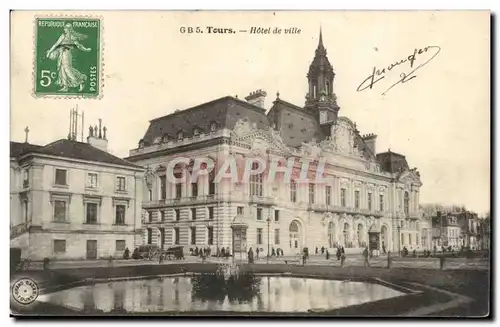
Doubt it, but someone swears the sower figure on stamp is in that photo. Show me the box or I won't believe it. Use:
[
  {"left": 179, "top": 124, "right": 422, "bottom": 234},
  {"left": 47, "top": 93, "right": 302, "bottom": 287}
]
[{"left": 46, "top": 23, "right": 91, "bottom": 92}]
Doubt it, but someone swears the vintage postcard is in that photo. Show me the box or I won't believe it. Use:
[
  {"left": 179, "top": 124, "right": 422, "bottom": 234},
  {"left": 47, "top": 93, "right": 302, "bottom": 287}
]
[{"left": 10, "top": 11, "right": 490, "bottom": 317}]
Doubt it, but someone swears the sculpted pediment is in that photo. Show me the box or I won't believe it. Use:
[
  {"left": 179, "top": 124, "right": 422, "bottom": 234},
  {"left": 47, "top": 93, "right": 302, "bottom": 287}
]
[
  {"left": 230, "top": 118, "right": 290, "bottom": 155},
  {"left": 398, "top": 168, "right": 422, "bottom": 186}
]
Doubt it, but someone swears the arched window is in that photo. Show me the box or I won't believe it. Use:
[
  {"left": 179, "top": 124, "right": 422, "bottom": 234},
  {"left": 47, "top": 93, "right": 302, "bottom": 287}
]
[
  {"left": 381, "top": 225, "right": 388, "bottom": 246},
  {"left": 313, "top": 84, "right": 317, "bottom": 98},
  {"left": 357, "top": 224, "right": 364, "bottom": 247},
  {"left": 404, "top": 191, "right": 410, "bottom": 216},
  {"left": 343, "top": 223, "right": 349, "bottom": 246},
  {"left": 328, "top": 222, "right": 335, "bottom": 248},
  {"left": 249, "top": 162, "right": 263, "bottom": 196},
  {"left": 325, "top": 81, "right": 330, "bottom": 95},
  {"left": 208, "top": 170, "right": 216, "bottom": 196}
]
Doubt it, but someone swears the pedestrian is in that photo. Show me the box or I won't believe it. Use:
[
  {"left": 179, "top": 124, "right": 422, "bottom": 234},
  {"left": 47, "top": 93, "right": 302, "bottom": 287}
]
[
  {"left": 387, "top": 251, "right": 392, "bottom": 268},
  {"left": 159, "top": 253, "right": 164, "bottom": 264},
  {"left": 221, "top": 247, "right": 226, "bottom": 258},
  {"left": 272, "top": 247, "right": 276, "bottom": 256},
  {"left": 340, "top": 251, "right": 346, "bottom": 267},
  {"left": 194, "top": 247, "right": 199, "bottom": 256},
  {"left": 336, "top": 247, "right": 341, "bottom": 260},
  {"left": 315, "top": 247, "right": 318, "bottom": 255},
  {"left": 326, "top": 249, "right": 330, "bottom": 260},
  {"left": 382, "top": 242, "right": 386, "bottom": 255},
  {"left": 123, "top": 247, "right": 130, "bottom": 260},
  {"left": 248, "top": 247, "right": 254, "bottom": 264},
  {"left": 363, "top": 247, "right": 370, "bottom": 267},
  {"left": 226, "top": 246, "right": 230, "bottom": 259},
  {"left": 256, "top": 247, "right": 260, "bottom": 259},
  {"left": 321, "top": 246, "right": 325, "bottom": 255}
]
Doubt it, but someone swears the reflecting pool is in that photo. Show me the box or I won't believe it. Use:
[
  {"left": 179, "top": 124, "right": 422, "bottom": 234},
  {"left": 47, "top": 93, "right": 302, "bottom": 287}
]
[{"left": 37, "top": 276, "right": 404, "bottom": 313}]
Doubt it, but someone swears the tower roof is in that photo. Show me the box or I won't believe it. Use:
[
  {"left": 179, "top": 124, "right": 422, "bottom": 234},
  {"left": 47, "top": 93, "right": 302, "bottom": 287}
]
[{"left": 308, "top": 28, "right": 333, "bottom": 76}]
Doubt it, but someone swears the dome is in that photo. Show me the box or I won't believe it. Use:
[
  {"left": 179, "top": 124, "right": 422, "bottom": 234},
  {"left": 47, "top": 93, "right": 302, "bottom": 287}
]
[{"left": 231, "top": 213, "right": 252, "bottom": 229}]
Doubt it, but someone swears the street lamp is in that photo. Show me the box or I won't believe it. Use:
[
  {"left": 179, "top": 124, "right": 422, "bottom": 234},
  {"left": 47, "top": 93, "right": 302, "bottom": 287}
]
[
  {"left": 398, "top": 220, "right": 403, "bottom": 256},
  {"left": 266, "top": 217, "right": 271, "bottom": 264}
]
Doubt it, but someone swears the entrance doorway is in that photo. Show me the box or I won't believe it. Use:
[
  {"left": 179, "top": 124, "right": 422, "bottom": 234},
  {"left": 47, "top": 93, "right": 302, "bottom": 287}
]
[
  {"left": 86, "top": 240, "right": 97, "bottom": 259},
  {"left": 289, "top": 220, "right": 301, "bottom": 251}
]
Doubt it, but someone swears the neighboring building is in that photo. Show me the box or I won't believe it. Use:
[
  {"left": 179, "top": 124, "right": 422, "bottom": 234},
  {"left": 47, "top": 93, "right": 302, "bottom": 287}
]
[
  {"left": 431, "top": 210, "right": 486, "bottom": 250},
  {"left": 126, "top": 30, "right": 426, "bottom": 255},
  {"left": 10, "top": 123, "right": 144, "bottom": 260}
]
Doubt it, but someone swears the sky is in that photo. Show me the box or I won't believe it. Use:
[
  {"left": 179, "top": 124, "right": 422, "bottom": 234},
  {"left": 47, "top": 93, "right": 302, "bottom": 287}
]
[{"left": 10, "top": 11, "right": 490, "bottom": 214}]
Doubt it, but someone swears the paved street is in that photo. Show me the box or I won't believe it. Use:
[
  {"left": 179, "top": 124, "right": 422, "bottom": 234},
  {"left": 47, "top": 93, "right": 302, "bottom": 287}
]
[{"left": 24, "top": 254, "right": 488, "bottom": 271}]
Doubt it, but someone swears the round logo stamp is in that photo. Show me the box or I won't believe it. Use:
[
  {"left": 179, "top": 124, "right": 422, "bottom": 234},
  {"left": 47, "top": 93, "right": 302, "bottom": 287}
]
[{"left": 12, "top": 278, "right": 39, "bottom": 305}]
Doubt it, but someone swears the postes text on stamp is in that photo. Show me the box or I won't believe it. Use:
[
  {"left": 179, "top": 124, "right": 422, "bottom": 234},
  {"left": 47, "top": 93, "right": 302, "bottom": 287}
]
[{"left": 34, "top": 18, "right": 101, "bottom": 98}]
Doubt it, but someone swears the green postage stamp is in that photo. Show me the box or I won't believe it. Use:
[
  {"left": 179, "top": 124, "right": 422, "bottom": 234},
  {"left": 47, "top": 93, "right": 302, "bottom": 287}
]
[{"left": 34, "top": 17, "right": 102, "bottom": 98}]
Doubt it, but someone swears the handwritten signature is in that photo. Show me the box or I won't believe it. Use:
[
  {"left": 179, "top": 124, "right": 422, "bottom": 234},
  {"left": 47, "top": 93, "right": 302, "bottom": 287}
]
[{"left": 356, "top": 45, "right": 442, "bottom": 96}]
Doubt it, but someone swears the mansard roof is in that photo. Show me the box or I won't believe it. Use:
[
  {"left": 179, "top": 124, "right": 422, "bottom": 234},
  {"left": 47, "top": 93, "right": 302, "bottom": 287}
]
[
  {"left": 376, "top": 150, "right": 410, "bottom": 173},
  {"left": 141, "top": 96, "right": 273, "bottom": 146}
]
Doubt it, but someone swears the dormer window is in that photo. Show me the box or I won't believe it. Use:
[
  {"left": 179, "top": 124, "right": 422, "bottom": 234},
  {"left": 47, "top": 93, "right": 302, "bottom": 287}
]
[
  {"left": 138, "top": 140, "right": 145, "bottom": 148},
  {"left": 210, "top": 122, "right": 217, "bottom": 132},
  {"left": 193, "top": 128, "right": 200, "bottom": 137},
  {"left": 177, "top": 131, "right": 183, "bottom": 141},
  {"left": 161, "top": 134, "right": 168, "bottom": 143},
  {"left": 153, "top": 136, "right": 161, "bottom": 144},
  {"left": 325, "top": 81, "right": 330, "bottom": 95}
]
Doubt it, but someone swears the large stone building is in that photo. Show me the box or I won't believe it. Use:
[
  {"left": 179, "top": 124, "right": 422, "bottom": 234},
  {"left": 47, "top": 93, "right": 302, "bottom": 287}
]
[
  {"left": 126, "top": 30, "right": 429, "bottom": 256},
  {"left": 10, "top": 123, "right": 144, "bottom": 260}
]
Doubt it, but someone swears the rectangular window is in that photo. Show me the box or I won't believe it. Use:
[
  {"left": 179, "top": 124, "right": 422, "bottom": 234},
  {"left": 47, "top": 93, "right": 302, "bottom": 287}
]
[
  {"left": 237, "top": 206, "right": 244, "bottom": 215},
  {"left": 191, "top": 183, "right": 198, "bottom": 197},
  {"left": 53, "top": 240, "right": 66, "bottom": 253},
  {"left": 87, "top": 173, "right": 98, "bottom": 188},
  {"left": 368, "top": 193, "right": 373, "bottom": 211},
  {"left": 115, "top": 205, "right": 126, "bottom": 225},
  {"left": 309, "top": 183, "right": 315, "bottom": 204},
  {"left": 416, "top": 233, "right": 420, "bottom": 246},
  {"left": 208, "top": 207, "right": 214, "bottom": 220},
  {"left": 148, "top": 211, "right": 153, "bottom": 223},
  {"left": 175, "top": 183, "right": 182, "bottom": 199},
  {"left": 257, "top": 208, "right": 263, "bottom": 220},
  {"left": 274, "top": 210, "right": 280, "bottom": 222},
  {"left": 160, "top": 176, "right": 167, "bottom": 200},
  {"left": 354, "top": 190, "right": 360, "bottom": 209},
  {"left": 191, "top": 208, "right": 197, "bottom": 220},
  {"left": 55, "top": 169, "right": 67, "bottom": 186},
  {"left": 174, "top": 227, "right": 180, "bottom": 245},
  {"left": 274, "top": 229, "right": 280, "bottom": 244},
  {"left": 86, "top": 203, "right": 98, "bottom": 224},
  {"left": 290, "top": 181, "right": 297, "bottom": 202},
  {"left": 191, "top": 227, "right": 196, "bottom": 245},
  {"left": 161, "top": 210, "right": 166, "bottom": 221},
  {"left": 325, "top": 186, "right": 331, "bottom": 206},
  {"left": 257, "top": 228, "right": 263, "bottom": 245},
  {"left": 341, "top": 188, "right": 346, "bottom": 207},
  {"left": 147, "top": 228, "right": 153, "bottom": 244},
  {"left": 116, "top": 240, "right": 126, "bottom": 252},
  {"left": 379, "top": 194, "right": 384, "bottom": 212},
  {"left": 207, "top": 227, "right": 214, "bottom": 245},
  {"left": 23, "top": 201, "right": 28, "bottom": 223},
  {"left": 116, "top": 176, "right": 126, "bottom": 191},
  {"left": 209, "top": 178, "right": 216, "bottom": 195},
  {"left": 53, "top": 200, "right": 66, "bottom": 222},
  {"left": 409, "top": 233, "right": 412, "bottom": 245},
  {"left": 175, "top": 209, "right": 180, "bottom": 221}
]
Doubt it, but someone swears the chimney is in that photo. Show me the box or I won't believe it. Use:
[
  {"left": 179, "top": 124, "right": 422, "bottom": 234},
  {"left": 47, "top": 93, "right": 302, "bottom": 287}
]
[
  {"left": 362, "top": 133, "right": 377, "bottom": 154},
  {"left": 245, "top": 89, "right": 267, "bottom": 109},
  {"left": 87, "top": 119, "right": 109, "bottom": 152}
]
